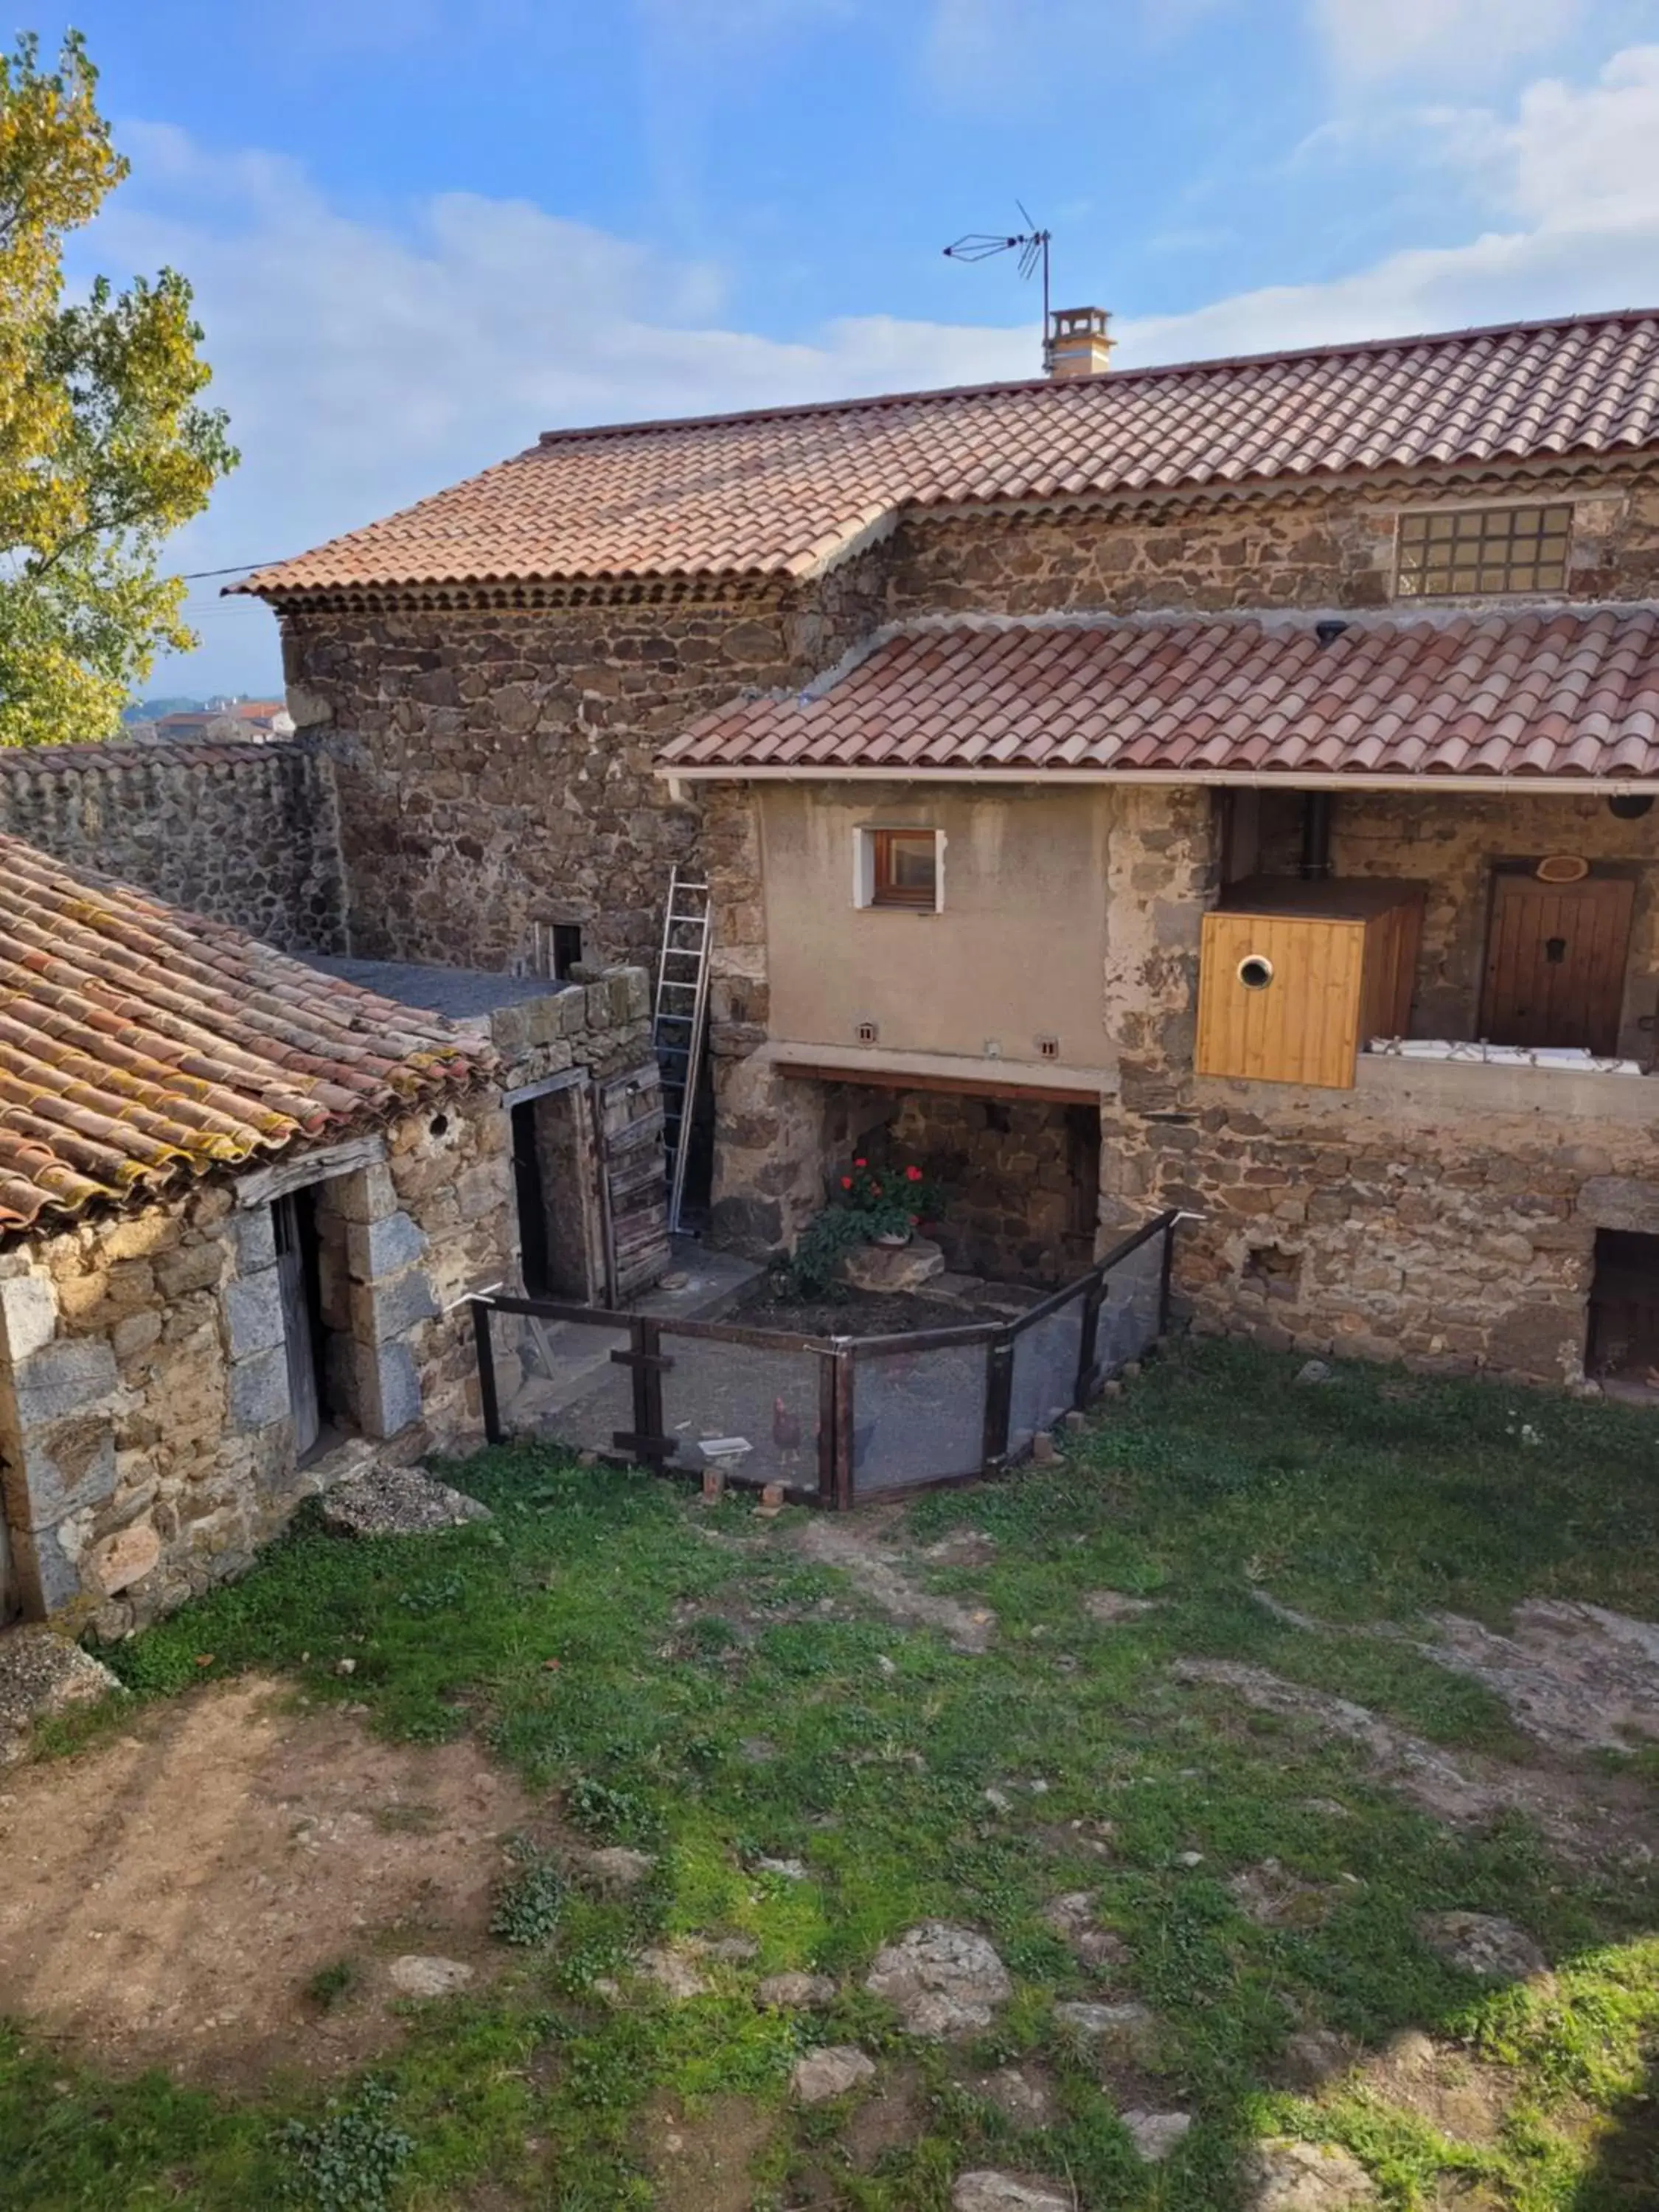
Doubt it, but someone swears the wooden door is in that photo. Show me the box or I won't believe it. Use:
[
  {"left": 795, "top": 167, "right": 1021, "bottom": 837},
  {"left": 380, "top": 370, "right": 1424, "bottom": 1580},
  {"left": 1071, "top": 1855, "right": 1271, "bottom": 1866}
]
[
  {"left": 594, "top": 1069, "right": 672, "bottom": 1302},
  {"left": 273, "top": 1193, "right": 321, "bottom": 1457},
  {"left": 1479, "top": 875, "right": 1634, "bottom": 1056}
]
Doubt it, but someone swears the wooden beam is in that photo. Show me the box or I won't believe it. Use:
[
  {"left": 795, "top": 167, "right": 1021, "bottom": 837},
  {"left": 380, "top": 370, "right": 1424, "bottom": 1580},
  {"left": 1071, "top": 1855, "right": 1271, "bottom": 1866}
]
[{"left": 772, "top": 1060, "right": 1102, "bottom": 1105}]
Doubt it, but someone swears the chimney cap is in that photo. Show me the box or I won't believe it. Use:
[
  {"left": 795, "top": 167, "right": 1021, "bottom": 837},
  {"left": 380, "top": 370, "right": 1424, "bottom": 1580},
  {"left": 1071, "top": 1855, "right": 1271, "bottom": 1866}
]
[{"left": 1046, "top": 305, "right": 1113, "bottom": 380}]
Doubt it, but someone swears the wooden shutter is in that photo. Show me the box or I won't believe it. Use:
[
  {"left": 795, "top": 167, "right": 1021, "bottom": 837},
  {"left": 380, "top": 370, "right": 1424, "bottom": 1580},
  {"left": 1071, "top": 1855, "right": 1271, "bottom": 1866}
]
[
  {"left": 1479, "top": 875, "right": 1635, "bottom": 1056},
  {"left": 273, "top": 1194, "right": 321, "bottom": 1457},
  {"left": 594, "top": 1069, "right": 672, "bottom": 1303}
]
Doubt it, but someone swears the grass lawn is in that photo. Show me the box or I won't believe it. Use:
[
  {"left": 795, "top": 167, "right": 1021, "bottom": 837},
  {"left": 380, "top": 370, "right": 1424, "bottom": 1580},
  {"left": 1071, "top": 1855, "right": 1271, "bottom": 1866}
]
[{"left": 3, "top": 1338, "right": 1658, "bottom": 2210}]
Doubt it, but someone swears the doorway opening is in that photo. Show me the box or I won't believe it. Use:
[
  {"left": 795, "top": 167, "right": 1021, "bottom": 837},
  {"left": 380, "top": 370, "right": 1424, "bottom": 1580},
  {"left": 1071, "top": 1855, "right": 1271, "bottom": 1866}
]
[
  {"left": 511, "top": 1087, "right": 599, "bottom": 1301},
  {"left": 1586, "top": 1229, "right": 1659, "bottom": 1394},
  {"left": 274, "top": 1188, "right": 333, "bottom": 1461}
]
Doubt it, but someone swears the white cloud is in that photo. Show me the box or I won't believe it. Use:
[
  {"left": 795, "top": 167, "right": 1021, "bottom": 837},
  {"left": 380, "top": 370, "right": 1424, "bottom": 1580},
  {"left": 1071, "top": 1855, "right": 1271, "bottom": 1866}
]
[
  {"left": 83, "top": 39, "right": 1659, "bottom": 698},
  {"left": 1311, "top": 0, "right": 1586, "bottom": 84}
]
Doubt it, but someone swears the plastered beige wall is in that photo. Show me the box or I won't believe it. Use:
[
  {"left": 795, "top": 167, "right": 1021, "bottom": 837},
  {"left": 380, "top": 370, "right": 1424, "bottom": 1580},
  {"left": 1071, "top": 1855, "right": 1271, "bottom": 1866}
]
[{"left": 757, "top": 782, "right": 1115, "bottom": 1072}]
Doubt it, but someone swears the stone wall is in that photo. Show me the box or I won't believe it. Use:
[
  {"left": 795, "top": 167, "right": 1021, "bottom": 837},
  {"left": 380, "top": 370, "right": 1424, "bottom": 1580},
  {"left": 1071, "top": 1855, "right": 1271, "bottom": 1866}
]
[
  {"left": 881, "top": 1093, "right": 1101, "bottom": 1284},
  {"left": 881, "top": 468, "right": 1659, "bottom": 620},
  {"left": 1110, "top": 1062, "right": 1659, "bottom": 1386},
  {"left": 279, "top": 550, "right": 890, "bottom": 973},
  {"left": 0, "top": 741, "right": 347, "bottom": 953}
]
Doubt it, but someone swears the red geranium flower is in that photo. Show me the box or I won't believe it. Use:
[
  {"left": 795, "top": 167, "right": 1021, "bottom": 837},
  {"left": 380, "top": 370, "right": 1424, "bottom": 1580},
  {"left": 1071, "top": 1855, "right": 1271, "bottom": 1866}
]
[
  {"left": 841, "top": 1175, "right": 853, "bottom": 1189},
  {"left": 905, "top": 1165, "right": 923, "bottom": 1182},
  {"left": 854, "top": 1157, "right": 867, "bottom": 1168}
]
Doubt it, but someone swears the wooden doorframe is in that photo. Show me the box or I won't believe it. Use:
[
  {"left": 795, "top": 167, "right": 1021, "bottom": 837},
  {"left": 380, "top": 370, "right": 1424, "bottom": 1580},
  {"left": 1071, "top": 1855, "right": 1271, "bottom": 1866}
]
[{"left": 1477, "top": 866, "right": 1636, "bottom": 1056}]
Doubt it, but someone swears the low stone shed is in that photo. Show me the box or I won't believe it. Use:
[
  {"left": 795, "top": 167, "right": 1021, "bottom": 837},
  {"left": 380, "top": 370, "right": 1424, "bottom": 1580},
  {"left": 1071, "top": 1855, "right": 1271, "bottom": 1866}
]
[{"left": 0, "top": 836, "right": 664, "bottom": 1638}]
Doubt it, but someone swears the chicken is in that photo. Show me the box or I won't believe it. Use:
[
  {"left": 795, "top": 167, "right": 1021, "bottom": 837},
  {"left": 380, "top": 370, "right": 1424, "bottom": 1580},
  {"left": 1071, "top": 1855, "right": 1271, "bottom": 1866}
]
[{"left": 772, "top": 1395, "right": 804, "bottom": 1453}]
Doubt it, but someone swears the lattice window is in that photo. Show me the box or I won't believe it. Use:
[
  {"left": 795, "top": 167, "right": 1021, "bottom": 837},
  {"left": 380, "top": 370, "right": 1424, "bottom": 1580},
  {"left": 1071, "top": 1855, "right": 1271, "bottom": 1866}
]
[{"left": 1395, "top": 504, "right": 1571, "bottom": 598}]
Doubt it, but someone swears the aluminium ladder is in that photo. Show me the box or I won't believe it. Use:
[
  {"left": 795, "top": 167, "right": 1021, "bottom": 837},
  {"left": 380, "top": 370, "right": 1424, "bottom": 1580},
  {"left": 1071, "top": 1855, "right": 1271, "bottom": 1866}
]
[{"left": 653, "top": 868, "right": 712, "bottom": 1234}]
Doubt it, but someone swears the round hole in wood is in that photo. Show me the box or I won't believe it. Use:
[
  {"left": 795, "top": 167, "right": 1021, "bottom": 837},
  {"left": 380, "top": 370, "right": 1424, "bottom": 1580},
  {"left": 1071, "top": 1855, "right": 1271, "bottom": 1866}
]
[
  {"left": 1237, "top": 954, "right": 1274, "bottom": 991},
  {"left": 1609, "top": 793, "right": 1655, "bottom": 820}
]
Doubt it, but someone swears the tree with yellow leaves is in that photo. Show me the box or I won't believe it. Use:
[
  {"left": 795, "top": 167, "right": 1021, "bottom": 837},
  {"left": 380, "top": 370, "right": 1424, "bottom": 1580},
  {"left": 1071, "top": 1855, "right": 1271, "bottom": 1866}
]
[{"left": 1, "top": 30, "right": 235, "bottom": 745}]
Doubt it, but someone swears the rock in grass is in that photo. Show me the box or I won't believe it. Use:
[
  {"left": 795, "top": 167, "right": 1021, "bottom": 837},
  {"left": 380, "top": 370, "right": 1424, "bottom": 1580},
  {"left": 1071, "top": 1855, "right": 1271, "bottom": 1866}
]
[
  {"left": 567, "top": 1845, "right": 656, "bottom": 1894},
  {"left": 1123, "top": 2110, "right": 1191, "bottom": 2162},
  {"left": 388, "top": 1955, "right": 473, "bottom": 1997},
  {"left": 319, "top": 1464, "right": 490, "bottom": 1539},
  {"left": 791, "top": 2045, "right": 875, "bottom": 2102},
  {"left": 953, "top": 2174, "right": 1073, "bottom": 2212},
  {"left": 1416, "top": 1911, "right": 1547, "bottom": 1983},
  {"left": 757, "top": 1972, "right": 836, "bottom": 2008},
  {"left": 1054, "top": 1998, "right": 1160, "bottom": 2064},
  {"left": 634, "top": 1946, "right": 709, "bottom": 2000},
  {"left": 0, "top": 1630, "right": 121, "bottom": 1764},
  {"left": 865, "top": 1922, "right": 1011, "bottom": 2037},
  {"left": 1242, "top": 2138, "right": 1379, "bottom": 2208}
]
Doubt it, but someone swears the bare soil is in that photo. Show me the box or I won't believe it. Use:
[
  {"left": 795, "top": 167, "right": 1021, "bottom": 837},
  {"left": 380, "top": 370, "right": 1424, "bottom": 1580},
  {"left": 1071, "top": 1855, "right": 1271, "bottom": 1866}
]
[
  {"left": 0, "top": 1677, "right": 535, "bottom": 2088},
  {"left": 643, "top": 2091, "right": 776, "bottom": 2212}
]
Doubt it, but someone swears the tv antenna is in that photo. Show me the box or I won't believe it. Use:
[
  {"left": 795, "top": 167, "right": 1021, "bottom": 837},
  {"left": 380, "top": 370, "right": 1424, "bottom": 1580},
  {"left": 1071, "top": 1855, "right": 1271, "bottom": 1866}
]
[{"left": 943, "top": 201, "right": 1051, "bottom": 358}]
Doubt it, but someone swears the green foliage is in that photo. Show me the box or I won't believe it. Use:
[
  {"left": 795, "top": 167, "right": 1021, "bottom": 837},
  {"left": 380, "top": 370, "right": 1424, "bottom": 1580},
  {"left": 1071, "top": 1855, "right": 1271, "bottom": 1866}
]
[
  {"left": 305, "top": 1958, "right": 359, "bottom": 2012},
  {"left": 276, "top": 2081, "right": 412, "bottom": 2212},
  {"left": 785, "top": 1202, "right": 867, "bottom": 1297},
  {"left": 490, "top": 1846, "right": 567, "bottom": 1947},
  {"left": 0, "top": 32, "right": 236, "bottom": 744},
  {"left": 566, "top": 1774, "right": 666, "bottom": 1848},
  {"left": 785, "top": 1154, "right": 950, "bottom": 1294}
]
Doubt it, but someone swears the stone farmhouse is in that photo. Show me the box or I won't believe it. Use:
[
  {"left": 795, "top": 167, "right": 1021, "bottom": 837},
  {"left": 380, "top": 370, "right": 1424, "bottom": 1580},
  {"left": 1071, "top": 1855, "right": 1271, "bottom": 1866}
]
[
  {"left": 234, "top": 306, "right": 1659, "bottom": 1397},
  {"left": 0, "top": 815, "right": 664, "bottom": 1635}
]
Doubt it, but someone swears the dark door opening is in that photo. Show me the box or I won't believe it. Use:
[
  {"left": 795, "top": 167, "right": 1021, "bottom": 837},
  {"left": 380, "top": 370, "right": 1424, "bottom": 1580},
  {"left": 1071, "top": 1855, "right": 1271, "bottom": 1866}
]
[
  {"left": 1479, "top": 873, "right": 1634, "bottom": 1054},
  {"left": 274, "top": 1189, "right": 328, "bottom": 1458},
  {"left": 1587, "top": 1228, "right": 1659, "bottom": 1391},
  {"left": 511, "top": 1099, "right": 552, "bottom": 1295}
]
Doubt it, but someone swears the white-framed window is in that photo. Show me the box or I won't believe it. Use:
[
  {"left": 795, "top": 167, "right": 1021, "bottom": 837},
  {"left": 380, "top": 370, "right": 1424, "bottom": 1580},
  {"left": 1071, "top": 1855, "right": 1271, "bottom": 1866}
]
[{"left": 854, "top": 827, "right": 944, "bottom": 912}]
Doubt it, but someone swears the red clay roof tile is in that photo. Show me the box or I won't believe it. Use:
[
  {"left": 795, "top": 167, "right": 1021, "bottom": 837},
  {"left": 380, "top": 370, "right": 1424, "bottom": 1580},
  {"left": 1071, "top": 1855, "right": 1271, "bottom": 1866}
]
[
  {"left": 0, "top": 836, "right": 489, "bottom": 1234},
  {"left": 238, "top": 312, "right": 1659, "bottom": 597},
  {"left": 658, "top": 607, "right": 1659, "bottom": 785}
]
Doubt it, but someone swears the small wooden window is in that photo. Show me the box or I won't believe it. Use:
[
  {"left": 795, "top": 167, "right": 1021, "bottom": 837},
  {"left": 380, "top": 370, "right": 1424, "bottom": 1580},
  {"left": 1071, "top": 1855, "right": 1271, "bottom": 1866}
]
[
  {"left": 1396, "top": 504, "right": 1571, "bottom": 598},
  {"left": 869, "top": 830, "right": 939, "bottom": 910}
]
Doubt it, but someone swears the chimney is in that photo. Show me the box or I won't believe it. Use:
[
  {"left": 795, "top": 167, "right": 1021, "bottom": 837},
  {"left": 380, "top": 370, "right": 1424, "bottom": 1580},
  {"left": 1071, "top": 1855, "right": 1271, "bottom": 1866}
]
[{"left": 1046, "top": 306, "right": 1113, "bottom": 379}]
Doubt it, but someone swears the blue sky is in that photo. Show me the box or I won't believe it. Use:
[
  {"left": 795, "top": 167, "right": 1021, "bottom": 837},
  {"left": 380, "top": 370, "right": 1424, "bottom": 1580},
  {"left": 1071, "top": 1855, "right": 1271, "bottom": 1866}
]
[{"left": 32, "top": 0, "right": 1659, "bottom": 696}]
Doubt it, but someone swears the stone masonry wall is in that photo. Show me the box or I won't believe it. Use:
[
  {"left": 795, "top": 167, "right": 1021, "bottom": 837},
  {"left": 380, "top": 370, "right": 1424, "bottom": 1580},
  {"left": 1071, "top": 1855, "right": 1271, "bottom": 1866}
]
[
  {"left": 0, "top": 741, "right": 347, "bottom": 953},
  {"left": 1113, "top": 1082, "right": 1659, "bottom": 1388},
  {"left": 881, "top": 1093, "right": 1101, "bottom": 1284},
  {"left": 279, "top": 550, "right": 889, "bottom": 974}
]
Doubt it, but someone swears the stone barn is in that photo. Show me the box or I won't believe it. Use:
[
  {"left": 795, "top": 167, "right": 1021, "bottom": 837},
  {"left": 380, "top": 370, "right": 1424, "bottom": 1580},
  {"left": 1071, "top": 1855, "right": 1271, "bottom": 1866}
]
[{"left": 0, "top": 834, "right": 664, "bottom": 1638}]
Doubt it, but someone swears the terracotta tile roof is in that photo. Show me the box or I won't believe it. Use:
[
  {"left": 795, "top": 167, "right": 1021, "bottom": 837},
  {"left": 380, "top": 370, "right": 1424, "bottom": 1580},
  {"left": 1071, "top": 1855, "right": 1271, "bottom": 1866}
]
[
  {"left": 657, "top": 606, "right": 1659, "bottom": 783},
  {"left": 0, "top": 835, "right": 487, "bottom": 1233},
  {"left": 237, "top": 312, "right": 1659, "bottom": 598}
]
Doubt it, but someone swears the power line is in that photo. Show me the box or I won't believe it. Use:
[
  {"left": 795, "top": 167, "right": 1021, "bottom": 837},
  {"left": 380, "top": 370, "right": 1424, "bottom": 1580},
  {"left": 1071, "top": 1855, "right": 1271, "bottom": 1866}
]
[{"left": 172, "top": 560, "right": 290, "bottom": 580}]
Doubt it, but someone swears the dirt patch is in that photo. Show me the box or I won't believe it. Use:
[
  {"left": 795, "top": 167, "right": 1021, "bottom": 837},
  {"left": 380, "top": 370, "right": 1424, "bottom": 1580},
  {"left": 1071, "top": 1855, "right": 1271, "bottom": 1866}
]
[
  {"left": 1352, "top": 2029, "right": 1514, "bottom": 2147},
  {"left": 842, "top": 2059, "right": 926, "bottom": 2168},
  {"left": 1171, "top": 1658, "right": 1653, "bottom": 1866},
  {"left": 644, "top": 2091, "right": 776, "bottom": 2212},
  {"left": 0, "top": 1675, "right": 534, "bottom": 2087},
  {"left": 735, "top": 1287, "right": 987, "bottom": 1338},
  {"left": 791, "top": 1516, "right": 996, "bottom": 1653}
]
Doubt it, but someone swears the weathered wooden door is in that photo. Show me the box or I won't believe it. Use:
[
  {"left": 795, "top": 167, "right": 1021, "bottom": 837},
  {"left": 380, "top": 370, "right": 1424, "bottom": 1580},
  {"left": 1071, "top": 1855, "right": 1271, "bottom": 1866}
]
[
  {"left": 273, "top": 1193, "right": 321, "bottom": 1457},
  {"left": 594, "top": 1068, "right": 672, "bottom": 1303},
  {"left": 1479, "top": 874, "right": 1634, "bottom": 1056}
]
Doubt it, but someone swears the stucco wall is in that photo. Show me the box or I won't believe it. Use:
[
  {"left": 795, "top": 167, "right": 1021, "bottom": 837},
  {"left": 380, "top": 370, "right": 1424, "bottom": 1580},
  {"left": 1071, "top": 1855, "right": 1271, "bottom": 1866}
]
[
  {"left": 0, "top": 742, "right": 346, "bottom": 953},
  {"left": 1254, "top": 787, "right": 1659, "bottom": 1055},
  {"left": 757, "top": 782, "right": 1115, "bottom": 1072}
]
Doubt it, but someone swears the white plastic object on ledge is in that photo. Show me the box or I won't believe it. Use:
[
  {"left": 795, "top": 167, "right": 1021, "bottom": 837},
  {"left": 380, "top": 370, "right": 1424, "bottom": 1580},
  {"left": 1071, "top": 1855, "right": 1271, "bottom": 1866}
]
[{"left": 1367, "top": 1037, "right": 1645, "bottom": 1075}]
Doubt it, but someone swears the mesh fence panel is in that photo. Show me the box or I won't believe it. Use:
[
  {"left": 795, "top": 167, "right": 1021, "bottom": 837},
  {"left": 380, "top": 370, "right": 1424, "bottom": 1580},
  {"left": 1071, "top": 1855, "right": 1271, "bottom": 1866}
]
[
  {"left": 850, "top": 1340, "right": 989, "bottom": 1498},
  {"left": 1091, "top": 1231, "right": 1168, "bottom": 1385},
  {"left": 1007, "top": 1293, "right": 1086, "bottom": 1456},
  {"left": 486, "top": 1308, "right": 634, "bottom": 1454},
  {"left": 659, "top": 1333, "right": 827, "bottom": 1495}
]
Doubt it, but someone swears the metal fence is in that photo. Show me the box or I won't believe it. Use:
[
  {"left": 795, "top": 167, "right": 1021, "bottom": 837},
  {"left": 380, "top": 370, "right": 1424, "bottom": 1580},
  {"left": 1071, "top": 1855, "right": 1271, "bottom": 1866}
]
[{"left": 471, "top": 1209, "right": 1178, "bottom": 1508}]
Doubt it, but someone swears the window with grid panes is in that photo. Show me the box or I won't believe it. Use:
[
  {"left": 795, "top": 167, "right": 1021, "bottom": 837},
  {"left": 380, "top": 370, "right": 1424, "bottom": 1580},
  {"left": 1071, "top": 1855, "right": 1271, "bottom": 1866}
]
[{"left": 1395, "top": 504, "right": 1571, "bottom": 598}]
